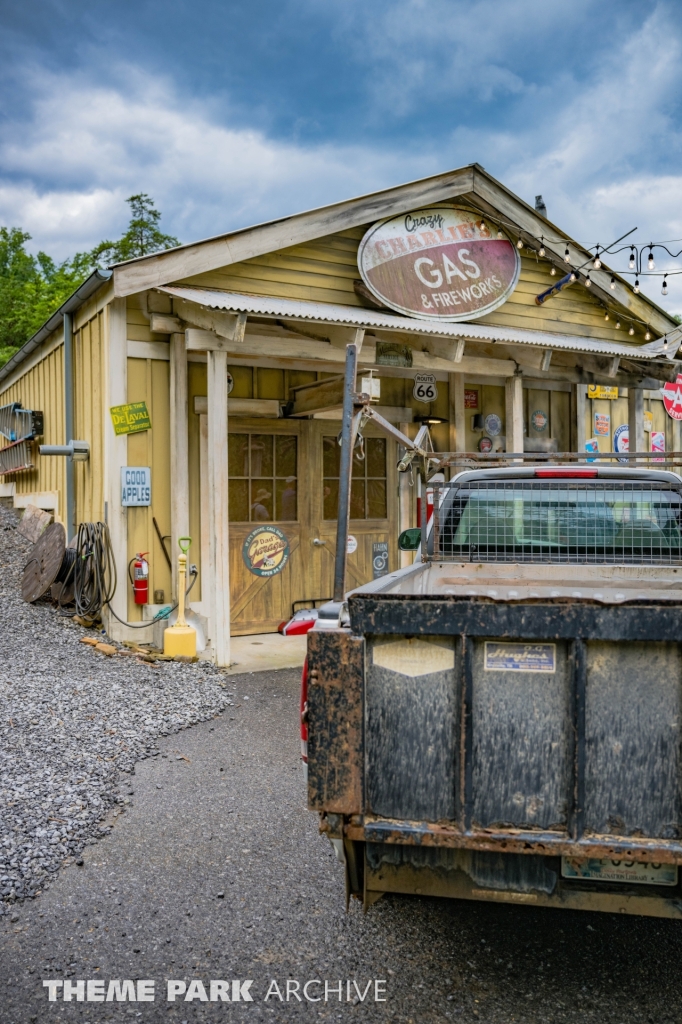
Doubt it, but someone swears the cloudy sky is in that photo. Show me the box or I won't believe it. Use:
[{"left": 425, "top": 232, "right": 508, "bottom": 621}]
[{"left": 1, "top": 0, "right": 681, "bottom": 309}]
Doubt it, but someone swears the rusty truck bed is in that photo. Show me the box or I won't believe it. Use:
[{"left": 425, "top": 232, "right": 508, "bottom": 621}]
[{"left": 307, "top": 560, "right": 682, "bottom": 916}]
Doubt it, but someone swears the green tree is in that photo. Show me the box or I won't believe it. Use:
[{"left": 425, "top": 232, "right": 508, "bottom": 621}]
[
  {"left": 90, "top": 193, "right": 180, "bottom": 266},
  {"left": 0, "top": 195, "right": 179, "bottom": 368},
  {"left": 0, "top": 228, "right": 90, "bottom": 367}
]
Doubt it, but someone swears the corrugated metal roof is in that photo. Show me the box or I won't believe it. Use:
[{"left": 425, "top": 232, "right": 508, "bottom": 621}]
[{"left": 160, "top": 285, "right": 680, "bottom": 361}]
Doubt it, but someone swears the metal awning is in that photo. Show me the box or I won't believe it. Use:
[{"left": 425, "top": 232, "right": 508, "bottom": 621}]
[{"left": 160, "top": 285, "right": 681, "bottom": 362}]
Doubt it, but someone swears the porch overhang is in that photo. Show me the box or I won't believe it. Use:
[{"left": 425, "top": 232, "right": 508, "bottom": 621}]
[{"left": 159, "top": 285, "right": 682, "bottom": 365}]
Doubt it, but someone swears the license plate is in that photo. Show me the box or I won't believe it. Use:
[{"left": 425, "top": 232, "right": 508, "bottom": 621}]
[{"left": 561, "top": 857, "right": 678, "bottom": 886}]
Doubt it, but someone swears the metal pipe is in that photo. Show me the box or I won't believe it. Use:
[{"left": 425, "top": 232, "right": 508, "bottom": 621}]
[
  {"left": 535, "top": 272, "right": 574, "bottom": 305},
  {"left": 63, "top": 312, "right": 75, "bottom": 541},
  {"left": 333, "top": 343, "right": 358, "bottom": 602}
]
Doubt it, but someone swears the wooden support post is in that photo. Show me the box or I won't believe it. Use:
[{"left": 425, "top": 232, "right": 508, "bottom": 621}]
[
  {"left": 628, "top": 387, "right": 645, "bottom": 462},
  {"left": 449, "top": 373, "right": 466, "bottom": 456},
  {"left": 207, "top": 349, "right": 230, "bottom": 666},
  {"left": 399, "top": 421, "right": 413, "bottom": 568},
  {"left": 574, "top": 384, "right": 587, "bottom": 453},
  {"left": 505, "top": 375, "right": 524, "bottom": 454},
  {"left": 103, "top": 297, "right": 129, "bottom": 637},
  {"left": 170, "top": 333, "right": 190, "bottom": 600}
]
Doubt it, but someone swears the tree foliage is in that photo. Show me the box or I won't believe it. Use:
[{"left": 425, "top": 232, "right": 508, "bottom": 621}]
[
  {"left": 90, "top": 194, "right": 180, "bottom": 266},
  {"left": 0, "top": 195, "right": 179, "bottom": 368}
]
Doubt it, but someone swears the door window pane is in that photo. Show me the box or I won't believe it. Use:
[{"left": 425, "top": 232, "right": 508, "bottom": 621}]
[
  {"left": 323, "top": 435, "right": 340, "bottom": 476},
  {"left": 229, "top": 479, "right": 249, "bottom": 521},
  {"left": 276, "top": 435, "right": 297, "bottom": 477},
  {"left": 323, "top": 433, "right": 388, "bottom": 520},
  {"left": 228, "top": 434, "right": 249, "bottom": 476},
  {"left": 251, "top": 480, "right": 273, "bottom": 521},
  {"left": 228, "top": 433, "right": 297, "bottom": 522},
  {"left": 367, "top": 480, "right": 387, "bottom": 519},
  {"left": 367, "top": 437, "right": 386, "bottom": 477},
  {"left": 276, "top": 478, "right": 297, "bottom": 521},
  {"left": 350, "top": 480, "right": 365, "bottom": 519},
  {"left": 250, "top": 435, "right": 273, "bottom": 477},
  {"left": 323, "top": 479, "right": 339, "bottom": 520}
]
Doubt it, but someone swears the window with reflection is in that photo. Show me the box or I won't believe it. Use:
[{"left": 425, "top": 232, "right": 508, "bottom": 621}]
[
  {"left": 228, "top": 434, "right": 297, "bottom": 521},
  {"left": 323, "top": 435, "right": 387, "bottom": 520}
]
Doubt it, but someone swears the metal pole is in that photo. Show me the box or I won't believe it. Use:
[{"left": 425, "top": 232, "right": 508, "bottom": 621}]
[
  {"left": 333, "top": 343, "right": 358, "bottom": 603},
  {"left": 63, "top": 312, "right": 75, "bottom": 541}
]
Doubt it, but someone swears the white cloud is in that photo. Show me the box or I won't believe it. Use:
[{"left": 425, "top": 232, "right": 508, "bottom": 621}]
[
  {"left": 2, "top": 7, "right": 682, "bottom": 314},
  {"left": 0, "top": 65, "right": 434, "bottom": 259}
]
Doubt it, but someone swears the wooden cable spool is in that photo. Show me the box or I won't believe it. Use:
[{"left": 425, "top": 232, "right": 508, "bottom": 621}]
[{"left": 22, "top": 522, "right": 74, "bottom": 603}]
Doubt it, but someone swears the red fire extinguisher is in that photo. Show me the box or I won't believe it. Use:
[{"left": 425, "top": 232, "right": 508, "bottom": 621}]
[{"left": 133, "top": 552, "right": 149, "bottom": 605}]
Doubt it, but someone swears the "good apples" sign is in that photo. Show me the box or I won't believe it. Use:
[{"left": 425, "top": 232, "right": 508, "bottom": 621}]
[{"left": 358, "top": 206, "right": 520, "bottom": 322}]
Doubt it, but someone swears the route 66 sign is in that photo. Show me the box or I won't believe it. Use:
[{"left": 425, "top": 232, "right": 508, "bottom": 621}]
[{"left": 413, "top": 373, "right": 438, "bottom": 403}]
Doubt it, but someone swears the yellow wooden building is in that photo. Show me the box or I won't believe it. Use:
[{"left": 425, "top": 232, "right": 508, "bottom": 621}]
[{"left": 1, "top": 164, "right": 679, "bottom": 664}]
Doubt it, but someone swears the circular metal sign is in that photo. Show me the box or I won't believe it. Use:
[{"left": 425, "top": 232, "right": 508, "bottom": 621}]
[
  {"left": 242, "top": 526, "right": 290, "bottom": 577},
  {"left": 531, "top": 409, "right": 548, "bottom": 432},
  {"left": 613, "top": 422, "right": 629, "bottom": 463},
  {"left": 358, "top": 206, "right": 520, "bottom": 322},
  {"left": 662, "top": 374, "right": 682, "bottom": 420},
  {"left": 485, "top": 413, "right": 502, "bottom": 437}
]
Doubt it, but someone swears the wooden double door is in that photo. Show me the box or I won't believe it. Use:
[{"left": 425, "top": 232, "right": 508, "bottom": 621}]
[{"left": 224, "top": 419, "right": 398, "bottom": 634}]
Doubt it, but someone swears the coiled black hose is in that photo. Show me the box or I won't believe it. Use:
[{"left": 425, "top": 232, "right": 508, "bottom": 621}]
[{"left": 59, "top": 521, "right": 196, "bottom": 627}]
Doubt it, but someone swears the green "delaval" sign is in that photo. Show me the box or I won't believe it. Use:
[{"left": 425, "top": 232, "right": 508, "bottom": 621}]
[{"left": 110, "top": 401, "right": 152, "bottom": 436}]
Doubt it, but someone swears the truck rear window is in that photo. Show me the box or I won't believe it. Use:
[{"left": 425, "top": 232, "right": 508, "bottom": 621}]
[{"left": 435, "top": 481, "right": 682, "bottom": 564}]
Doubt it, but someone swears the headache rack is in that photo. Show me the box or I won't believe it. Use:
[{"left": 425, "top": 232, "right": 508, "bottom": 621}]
[{"left": 427, "top": 477, "right": 682, "bottom": 565}]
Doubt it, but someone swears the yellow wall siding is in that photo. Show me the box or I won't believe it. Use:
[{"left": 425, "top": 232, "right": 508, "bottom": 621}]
[
  {"left": 0, "top": 339, "right": 66, "bottom": 515},
  {"left": 125, "top": 357, "right": 171, "bottom": 619},
  {"left": 179, "top": 228, "right": 646, "bottom": 346},
  {"left": 73, "top": 310, "right": 106, "bottom": 524}
]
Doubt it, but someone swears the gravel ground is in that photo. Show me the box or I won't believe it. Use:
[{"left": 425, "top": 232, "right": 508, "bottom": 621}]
[
  {"left": 0, "top": 503, "right": 233, "bottom": 910},
  {"left": 2, "top": 666, "right": 682, "bottom": 1024}
]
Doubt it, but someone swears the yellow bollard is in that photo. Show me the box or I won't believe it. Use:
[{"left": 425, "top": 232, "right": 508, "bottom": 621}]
[{"left": 164, "top": 536, "right": 197, "bottom": 658}]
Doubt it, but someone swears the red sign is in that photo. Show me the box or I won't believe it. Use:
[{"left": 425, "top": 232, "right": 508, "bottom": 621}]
[
  {"left": 464, "top": 389, "right": 479, "bottom": 409},
  {"left": 662, "top": 374, "right": 682, "bottom": 421},
  {"left": 358, "top": 206, "right": 520, "bottom": 322}
]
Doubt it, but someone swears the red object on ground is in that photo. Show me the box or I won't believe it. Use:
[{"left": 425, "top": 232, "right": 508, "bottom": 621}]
[{"left": 278, "top": 609, "right": 318, "bottom": 635}]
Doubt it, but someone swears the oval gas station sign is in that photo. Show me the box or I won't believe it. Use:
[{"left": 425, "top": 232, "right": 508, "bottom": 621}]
[{"left": 358, "top": 206, "right": 520, "bottom": 322}]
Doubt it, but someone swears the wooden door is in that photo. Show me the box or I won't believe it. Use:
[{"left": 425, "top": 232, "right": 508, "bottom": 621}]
[
  {"left": 309, "top": 421, "right": 399, "bottom": 598},
  {"left": 226, "top": 420, "right": 310, "bottom": 635}
]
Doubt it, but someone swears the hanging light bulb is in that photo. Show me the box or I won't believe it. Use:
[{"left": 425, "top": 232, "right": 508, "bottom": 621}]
[
  {"left": 585, "top": 273, "right": 592, "bottom": 287},
  {"left": 517, "top": 237, "right": 524, "bottom": 249},
  {"left": 610, "top": 275, "right": 616, "bottom": 290},
  {"left": 628, "top": 325, "right": 635, "bottom": 336},
  {"left": 550, "top": 266, "right": 556, "bottom": 276},
  {"left": 664, "top": 336, "right": 669, "bottom": 352},
  {"left": 616, "top": 319, "right": 621, "bottom": 329},
  {"left": 645, "top": 328, "right": 651, "bottom": 340},
  {"left": 662, "top": 275, "right": 669, "bottom": 296},
  {"left": 648, "top": 248, "right": 655, "bottom": 271},
  {"left": 633, "top": 278, "right": 640, "bottom": 294},
  {"left": 564, "top": 245, "right": 570, "bottom": 263},
  {"left": 569, "top": 271, "right": 577, "bottom": 282},
  {"left": 497, "top": 227, "right": 503, "bottom": 240},
  {"left": 593, "top": 248, "right": 602, "bottom": 270},
  {"left": 604, "top": 310, "right": 610, "bottom": 321},
  {"left": 538, "top": 236, "right": 545, "bottom": 257},
  {"left": 628, "top": 247, "right": 636, "bottom": 270}
]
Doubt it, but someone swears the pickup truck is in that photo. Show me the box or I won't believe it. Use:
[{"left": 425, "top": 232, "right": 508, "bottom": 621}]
[{"left": 304, "top": 463, "right": 682, "bottom": 918}]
